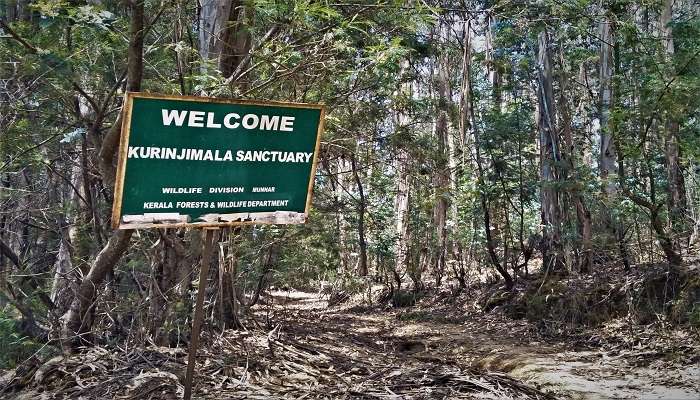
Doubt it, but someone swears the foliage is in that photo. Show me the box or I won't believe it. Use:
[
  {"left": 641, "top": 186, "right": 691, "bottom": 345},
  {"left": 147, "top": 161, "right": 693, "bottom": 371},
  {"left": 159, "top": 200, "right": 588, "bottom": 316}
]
[{"left": 0, "top": 307, "right": 44, "bottom": 369}]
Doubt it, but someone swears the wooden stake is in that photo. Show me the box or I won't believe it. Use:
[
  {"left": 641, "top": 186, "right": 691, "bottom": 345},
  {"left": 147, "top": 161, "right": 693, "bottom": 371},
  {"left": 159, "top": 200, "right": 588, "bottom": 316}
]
[{"left": 184, "top": 228, "right": 218, "bottom": 400}]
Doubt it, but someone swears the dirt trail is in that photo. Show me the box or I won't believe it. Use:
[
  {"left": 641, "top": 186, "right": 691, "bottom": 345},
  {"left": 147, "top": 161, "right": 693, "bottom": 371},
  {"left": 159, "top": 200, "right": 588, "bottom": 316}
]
[
  {"left": 2, "top": 289, "right": 697, "bottom": 399},
  {"left": 269, "top": 289, "right": 700, "bottom": 400}
]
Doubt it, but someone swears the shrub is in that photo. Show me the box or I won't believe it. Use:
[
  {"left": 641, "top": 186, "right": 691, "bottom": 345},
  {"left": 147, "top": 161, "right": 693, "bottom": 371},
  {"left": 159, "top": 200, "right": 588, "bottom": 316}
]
[{"left": 0, "top": 307, "right": 45, "bottom": 369}]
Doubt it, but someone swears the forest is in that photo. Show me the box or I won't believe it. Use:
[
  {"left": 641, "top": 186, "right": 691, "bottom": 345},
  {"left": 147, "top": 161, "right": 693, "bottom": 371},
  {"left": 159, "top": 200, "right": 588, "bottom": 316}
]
[{"left": 0, "top": 0, "right": 699, "bottom": 399}]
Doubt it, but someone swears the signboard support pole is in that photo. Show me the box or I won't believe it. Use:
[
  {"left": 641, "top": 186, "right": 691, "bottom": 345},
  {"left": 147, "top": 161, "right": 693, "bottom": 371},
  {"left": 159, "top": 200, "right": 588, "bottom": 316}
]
[{"left": 184, "top": 228, "right": 219, "bottom": 400}]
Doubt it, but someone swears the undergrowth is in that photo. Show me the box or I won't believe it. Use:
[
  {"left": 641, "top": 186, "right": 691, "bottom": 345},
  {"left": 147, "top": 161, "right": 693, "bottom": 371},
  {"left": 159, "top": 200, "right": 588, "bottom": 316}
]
[{"left": 0, "top": 306, "right": 45, "bottom": 369}]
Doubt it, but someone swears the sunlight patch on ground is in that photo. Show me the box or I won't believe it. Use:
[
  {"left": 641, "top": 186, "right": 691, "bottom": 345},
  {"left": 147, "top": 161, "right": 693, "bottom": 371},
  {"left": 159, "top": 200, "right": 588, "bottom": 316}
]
[
  {"left": 392, "top": 323, "right": 434, "bottom": 337},
  {"left": 507, "top": 352, "right": 700, "bottom": 400}
]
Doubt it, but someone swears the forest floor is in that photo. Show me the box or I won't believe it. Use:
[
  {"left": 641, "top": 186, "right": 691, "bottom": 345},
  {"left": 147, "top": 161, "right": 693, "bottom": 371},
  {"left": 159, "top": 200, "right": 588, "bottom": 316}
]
[
  {"left": 265, "top": 288, "right": 700, "bottom": 400},
  {"left": 1, "top": 286, "right": 699, "bottom": 399}
]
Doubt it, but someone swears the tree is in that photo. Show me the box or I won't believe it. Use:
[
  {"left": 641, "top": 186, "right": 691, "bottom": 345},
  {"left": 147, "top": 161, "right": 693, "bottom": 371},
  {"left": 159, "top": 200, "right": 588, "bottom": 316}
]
[
  {"left": 432, "top": 20, "right": 452, "bottom": 287},
  {"left": 61, "top": 0, "right": 145, "bottom": 349},
  {"left": 660, "top": 0, "right": 689, "bottom": 252},
  {"left": 392, "top": 60, "right": 412, "bottom": 291},
  {"left": 536, "top": 30, "right": 564, "bottom": 272}
]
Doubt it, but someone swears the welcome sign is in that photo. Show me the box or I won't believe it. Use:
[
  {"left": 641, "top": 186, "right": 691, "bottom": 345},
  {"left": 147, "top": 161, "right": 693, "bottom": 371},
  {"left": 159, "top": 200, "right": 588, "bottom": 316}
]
[{"left": 112, "top": 93, "right": 325, "bottom": 229}]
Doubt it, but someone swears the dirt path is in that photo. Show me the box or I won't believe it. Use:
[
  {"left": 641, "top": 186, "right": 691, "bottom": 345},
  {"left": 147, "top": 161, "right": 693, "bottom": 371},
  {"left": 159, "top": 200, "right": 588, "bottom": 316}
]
[
  {"left": 2, "top": 289, "right": 698, "bottom": 399},
  {"left": 269, "top": 290, "right": 700, "bottom": 400}
]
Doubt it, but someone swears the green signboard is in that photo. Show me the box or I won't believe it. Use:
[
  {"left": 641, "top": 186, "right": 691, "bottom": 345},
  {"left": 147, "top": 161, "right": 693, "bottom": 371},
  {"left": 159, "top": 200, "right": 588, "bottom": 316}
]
[{"left": 112, "top": 93, "right": 324, "bottom": 229}]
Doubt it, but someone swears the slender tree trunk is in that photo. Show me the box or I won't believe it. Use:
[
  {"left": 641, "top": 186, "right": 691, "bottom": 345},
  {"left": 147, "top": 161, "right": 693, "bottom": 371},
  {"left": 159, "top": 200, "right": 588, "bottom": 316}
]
[
  {"left": 433, "top": 24, "right": 451, "bottom": 287},
  {"left": 393, "top": 150, "right": 410, "bottom": 289},
  {"left": 351, "top": 154, "right": 368, "bottom": 277},
  {"left": 598, "top": 15, "right": 616, "bottom": 195},
  {"left": 598, "top": 12, "right": 631, "bottom": 269},
  {"left": 216, "top": 229, "right": 243, "bottom": 330},
  {"left": 458, "top": 20, "right": 473, "bottom": 173},
  {"left": 463, "top": 24, "right": 513, "bottom": 288},
  {"left": 451, "top": 19, "right": 472, "bottom": 274},
  {"left": 393, "top": 61, "right": 412, "bottom": 290},
  {"left": 536, "top": 30, "right": 564, "bottom": 272},
  {"left": 67, "top": 143, "right": 91, "bottom": 268},
  {"left": 661, "top": 0, "right": 689, "bottom": 253},
  {"left": 559, "top": 52, "right": 593, "bottom": 273},
  {"left": 98, "top": 0, "right": 145, "bottom": 190},
  {"left": 485, "top": 12, "right": 502, "bottom": 110},
  {"left": 126, "top": 0, "right": 144, "bottom": 93},
  {"left": 336, "top": 156, "right": 352, "bottom": 272},
  {"left": 50, "top": 236, "right": 76, "bottom": 321}
]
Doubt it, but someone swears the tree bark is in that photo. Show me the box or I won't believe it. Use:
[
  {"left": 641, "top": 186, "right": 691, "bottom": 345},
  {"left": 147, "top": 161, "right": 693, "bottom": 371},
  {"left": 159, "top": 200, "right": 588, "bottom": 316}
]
[
  {"left": 350, "top": 154, "right": 368, "bottom": 277},
  {"left": 217, "top": 229, "right": 243, "bottom": 330},
  {"left": 454, "top": 19, "right": 473, "bottom": 281},
  {"left": 485, "top": 12, "right": 502, "bottom": 110},
  {"left": 463, "top": 24, "right": 513, "bottom": 288},
  {"left": 598, "top": 15, "right": 616, "bottom": 194},
  {"left": 199, "top": 0, "right": 252, "bottom": 79},
  {"left": 392, "top": 61, "right": 412, "bottom": 290},
  {"left": 336, "top": 156, "right": 352, "bottom": 272},
  {"left": 126, "top": 0, "right": 144, "bottom": 93},
  {"left": 432, "top": 23, "right": 451, "bottom": 287},
  {"left": 559, "top": 51, "right": 593, "bottom": 273},
  {"left": 661, "top": 0, "right": 689, "bottom": 253},
  {"left": 62, "top": 229, "right": 133, "bottom": 348},
  {"left": 536, "top": 30, "right": 564, "bottom": 272},
  {"left": 98, "top": 0, "right": 144, "bottom": 191},
  {"left": 598, "top": 12, "right": 631, "bottom": 269},
  {"left": 50, "top": 237, "right": 76, "bottom": 319}
]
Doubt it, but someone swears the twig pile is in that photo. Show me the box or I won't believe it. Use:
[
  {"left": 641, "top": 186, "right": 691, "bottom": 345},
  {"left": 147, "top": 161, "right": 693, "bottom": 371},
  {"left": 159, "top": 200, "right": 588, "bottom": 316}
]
[{"left": 2, "top": 326, "right": 557, "bottom": 399}]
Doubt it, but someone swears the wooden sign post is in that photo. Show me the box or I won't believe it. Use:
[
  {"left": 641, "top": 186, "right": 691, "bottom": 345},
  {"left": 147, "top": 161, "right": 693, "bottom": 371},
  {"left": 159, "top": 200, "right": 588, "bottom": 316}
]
[
  {"left": 183, "top": 228, "right": 217, "bottom": 400},
  {"left": 112, "top": 92, "right": 324, "bottom": 399}
]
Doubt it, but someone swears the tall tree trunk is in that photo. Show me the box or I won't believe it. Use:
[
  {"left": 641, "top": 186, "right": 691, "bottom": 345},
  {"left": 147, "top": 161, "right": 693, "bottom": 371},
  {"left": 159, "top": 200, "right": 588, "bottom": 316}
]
[
  {"left": 463, "top": 23, "right": 513, "bottom": 289},
  {"left": 393, "top": 150, "right": 411, "bottom": 290},
  {"left": 450, "top": 19, "right": 472, "bottom": 274},
  {"left": 598, "top": 15, "right": 616, "bottom": 195},
  {"left": 432, "top": 23, "right": 451, "bottom": 287},
  {"left": 536, "top": 30, "right": 564, "bottom": 272},
  {"left": 458, "top": 20, "right": 473, "bottom": 175},
  {"left": 559, "top": 52, "right": 593, "bottom": 273},
  {"left": 392, "top": 61, "right": 412, "bottom": 290},
  {"left": 598, "top": 12, "right": 631, "bottom": 269},
  {"left": 126, "top": 0, "right": 144, "bottom": 93},
  {"left": 661, "top": 0, "right": 689, "bottom": 253}
]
